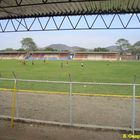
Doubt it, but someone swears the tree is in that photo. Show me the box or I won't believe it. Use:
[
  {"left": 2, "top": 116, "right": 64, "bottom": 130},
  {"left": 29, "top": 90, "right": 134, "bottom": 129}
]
[
  {"left": 93, "top": 47, "right": 109, "bottom": 52},
  {"left": 125, "top": 40, "right": 140, "bottom": 55},
  {"left": 133, "top": 41, "right": 140, "bottom": 47},
  {"left": 128, "top": 45, "right": 140, "bottom": 55},
  {"left": 21, "top": 38, "right": 37, "bottom": 51},
  {"left": 4, "top": 48, "right": 14, "bottom": 51},
  {"left": 78, "top": 48, "right": 87, "bottom": 52},
  {"left": 116, "top": 39, "right": 130, "bottom": 55},
  {"left": 128, "top": 47, "right": 140, "bottom": 55},
  {"left": 16, "top": 48, "right": 25, "bottom": 51},
  {"left": 44, "top": 47, "right": 57, "bottom": 51}
]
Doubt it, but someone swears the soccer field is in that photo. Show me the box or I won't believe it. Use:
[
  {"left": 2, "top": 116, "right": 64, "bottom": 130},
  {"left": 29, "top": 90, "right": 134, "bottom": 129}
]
[{"left": 0, "top": 60, "right": 140, "bottom": 96}]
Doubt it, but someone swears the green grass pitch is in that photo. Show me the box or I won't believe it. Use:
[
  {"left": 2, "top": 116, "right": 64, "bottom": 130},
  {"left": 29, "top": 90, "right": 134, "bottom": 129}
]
[{"left": 0, "top": 60, "right": 140, "bottom": 96}]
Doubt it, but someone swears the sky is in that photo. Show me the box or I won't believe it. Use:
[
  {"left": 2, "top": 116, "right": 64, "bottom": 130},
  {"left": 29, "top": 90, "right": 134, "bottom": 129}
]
[{"left": 0, "top": 15, "right": 140, "bottom": 50}]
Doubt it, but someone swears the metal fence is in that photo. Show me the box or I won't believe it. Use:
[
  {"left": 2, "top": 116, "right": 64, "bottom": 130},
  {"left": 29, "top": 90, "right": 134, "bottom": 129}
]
[{"left": 0, "top": 77, "right": 140, "bottom": 134}]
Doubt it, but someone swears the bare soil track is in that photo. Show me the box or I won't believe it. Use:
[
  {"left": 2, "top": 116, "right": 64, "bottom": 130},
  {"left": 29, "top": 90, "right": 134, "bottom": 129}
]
[
  {"left": 0, "top": 91, "right": 140, "bottom": 140},
  {"left": 0, "top": 120, "right": 125, "bottom": 140}
]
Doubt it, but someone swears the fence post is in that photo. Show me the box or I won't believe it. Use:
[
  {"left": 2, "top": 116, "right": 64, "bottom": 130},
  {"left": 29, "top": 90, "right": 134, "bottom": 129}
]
[
  {"left": 11, "top": 78, "right": 16, "bottom": 128},
  {"left": 11, "top": 72, "right": 19, "bottom": 127},
  {"left": 12, "top": 72, "right": 19, "bottom": 119},
  {"left": 131, "top": 75, "right": 136, "bottom": 135},
  {"left": 69, "top": 74, "right": 72, "bottom": 125}
]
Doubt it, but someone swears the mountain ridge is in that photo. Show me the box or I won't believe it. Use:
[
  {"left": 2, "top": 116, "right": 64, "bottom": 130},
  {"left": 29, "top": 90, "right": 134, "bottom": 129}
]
[{"left": 45, "top": 44, "right": 86, "bottom": 52}]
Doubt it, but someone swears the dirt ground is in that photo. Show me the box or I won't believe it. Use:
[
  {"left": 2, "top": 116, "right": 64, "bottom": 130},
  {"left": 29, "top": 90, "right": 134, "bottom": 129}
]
[
  {"left": 0, "top": 91, "right": 140, "bottom": 140},
  {"left": 0, "top": 120, "right": 126, "bottom": 140},
  {"left": 0, "top": 91, "right": 140, "bottom": 128}
]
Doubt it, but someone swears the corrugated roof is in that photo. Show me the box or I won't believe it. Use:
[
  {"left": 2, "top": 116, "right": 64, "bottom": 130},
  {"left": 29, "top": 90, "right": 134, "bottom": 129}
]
[
  {"left": 0, "top": 51, "right": 118, "bottom": 54},
  {"left": 0, "top": 0, "right": 140, "bottom": 19},
  {"left": 76, "top": 52, "right": 118, "bottom": 54}
]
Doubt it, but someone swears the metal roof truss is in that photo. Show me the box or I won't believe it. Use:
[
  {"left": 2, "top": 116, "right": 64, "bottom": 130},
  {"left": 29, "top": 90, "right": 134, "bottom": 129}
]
[{"left": 0, "top": 14, "right": 140, "bottom": 33}]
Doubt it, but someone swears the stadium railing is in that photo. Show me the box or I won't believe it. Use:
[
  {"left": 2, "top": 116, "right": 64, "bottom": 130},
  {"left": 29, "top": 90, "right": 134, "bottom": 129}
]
[{"left": 0, "top": 77, "right": 140, "bottom": 134}]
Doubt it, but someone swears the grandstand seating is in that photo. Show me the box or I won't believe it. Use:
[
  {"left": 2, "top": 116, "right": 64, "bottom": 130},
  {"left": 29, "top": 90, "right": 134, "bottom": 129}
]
[
  {"left": 0, "top": 53, "right": 24, "bottom": 60},
  {"left": 0, "top": 52, "right": 137, "bottom": 61}
]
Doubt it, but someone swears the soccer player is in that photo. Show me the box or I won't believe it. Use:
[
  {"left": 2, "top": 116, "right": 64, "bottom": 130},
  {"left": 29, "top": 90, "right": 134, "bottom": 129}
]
[{"left": 81, "top": 62, "right": 84, "bottom": 68}]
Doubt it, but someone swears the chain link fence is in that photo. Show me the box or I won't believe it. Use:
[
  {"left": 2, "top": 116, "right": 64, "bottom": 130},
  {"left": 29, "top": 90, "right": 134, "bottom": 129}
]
[{"left": 0, "top": 77, "right": 140, "bottom": 133}]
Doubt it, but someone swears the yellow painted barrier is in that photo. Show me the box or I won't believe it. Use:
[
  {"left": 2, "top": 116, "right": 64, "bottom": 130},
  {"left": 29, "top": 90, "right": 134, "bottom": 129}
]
[
  {"left": 11, "top": 80, "right": 16, "bottom": 128},
  {"left": 0, "top": 87, "right": 140, "bottom": 98}
]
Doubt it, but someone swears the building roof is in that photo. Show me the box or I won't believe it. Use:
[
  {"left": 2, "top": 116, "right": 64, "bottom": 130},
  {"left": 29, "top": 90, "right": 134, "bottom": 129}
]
[
  {"left": 0, "top": 0, "right": 140, "bottom": 19},
  {"left": 76, "top": 52, "right": 118, "bottom": 54},
  {"left": 0, "top": 51, "right": 118, "bottom": 54},
  {"left": 0, "top": 51, "right": 69, "bottom": 54}
]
